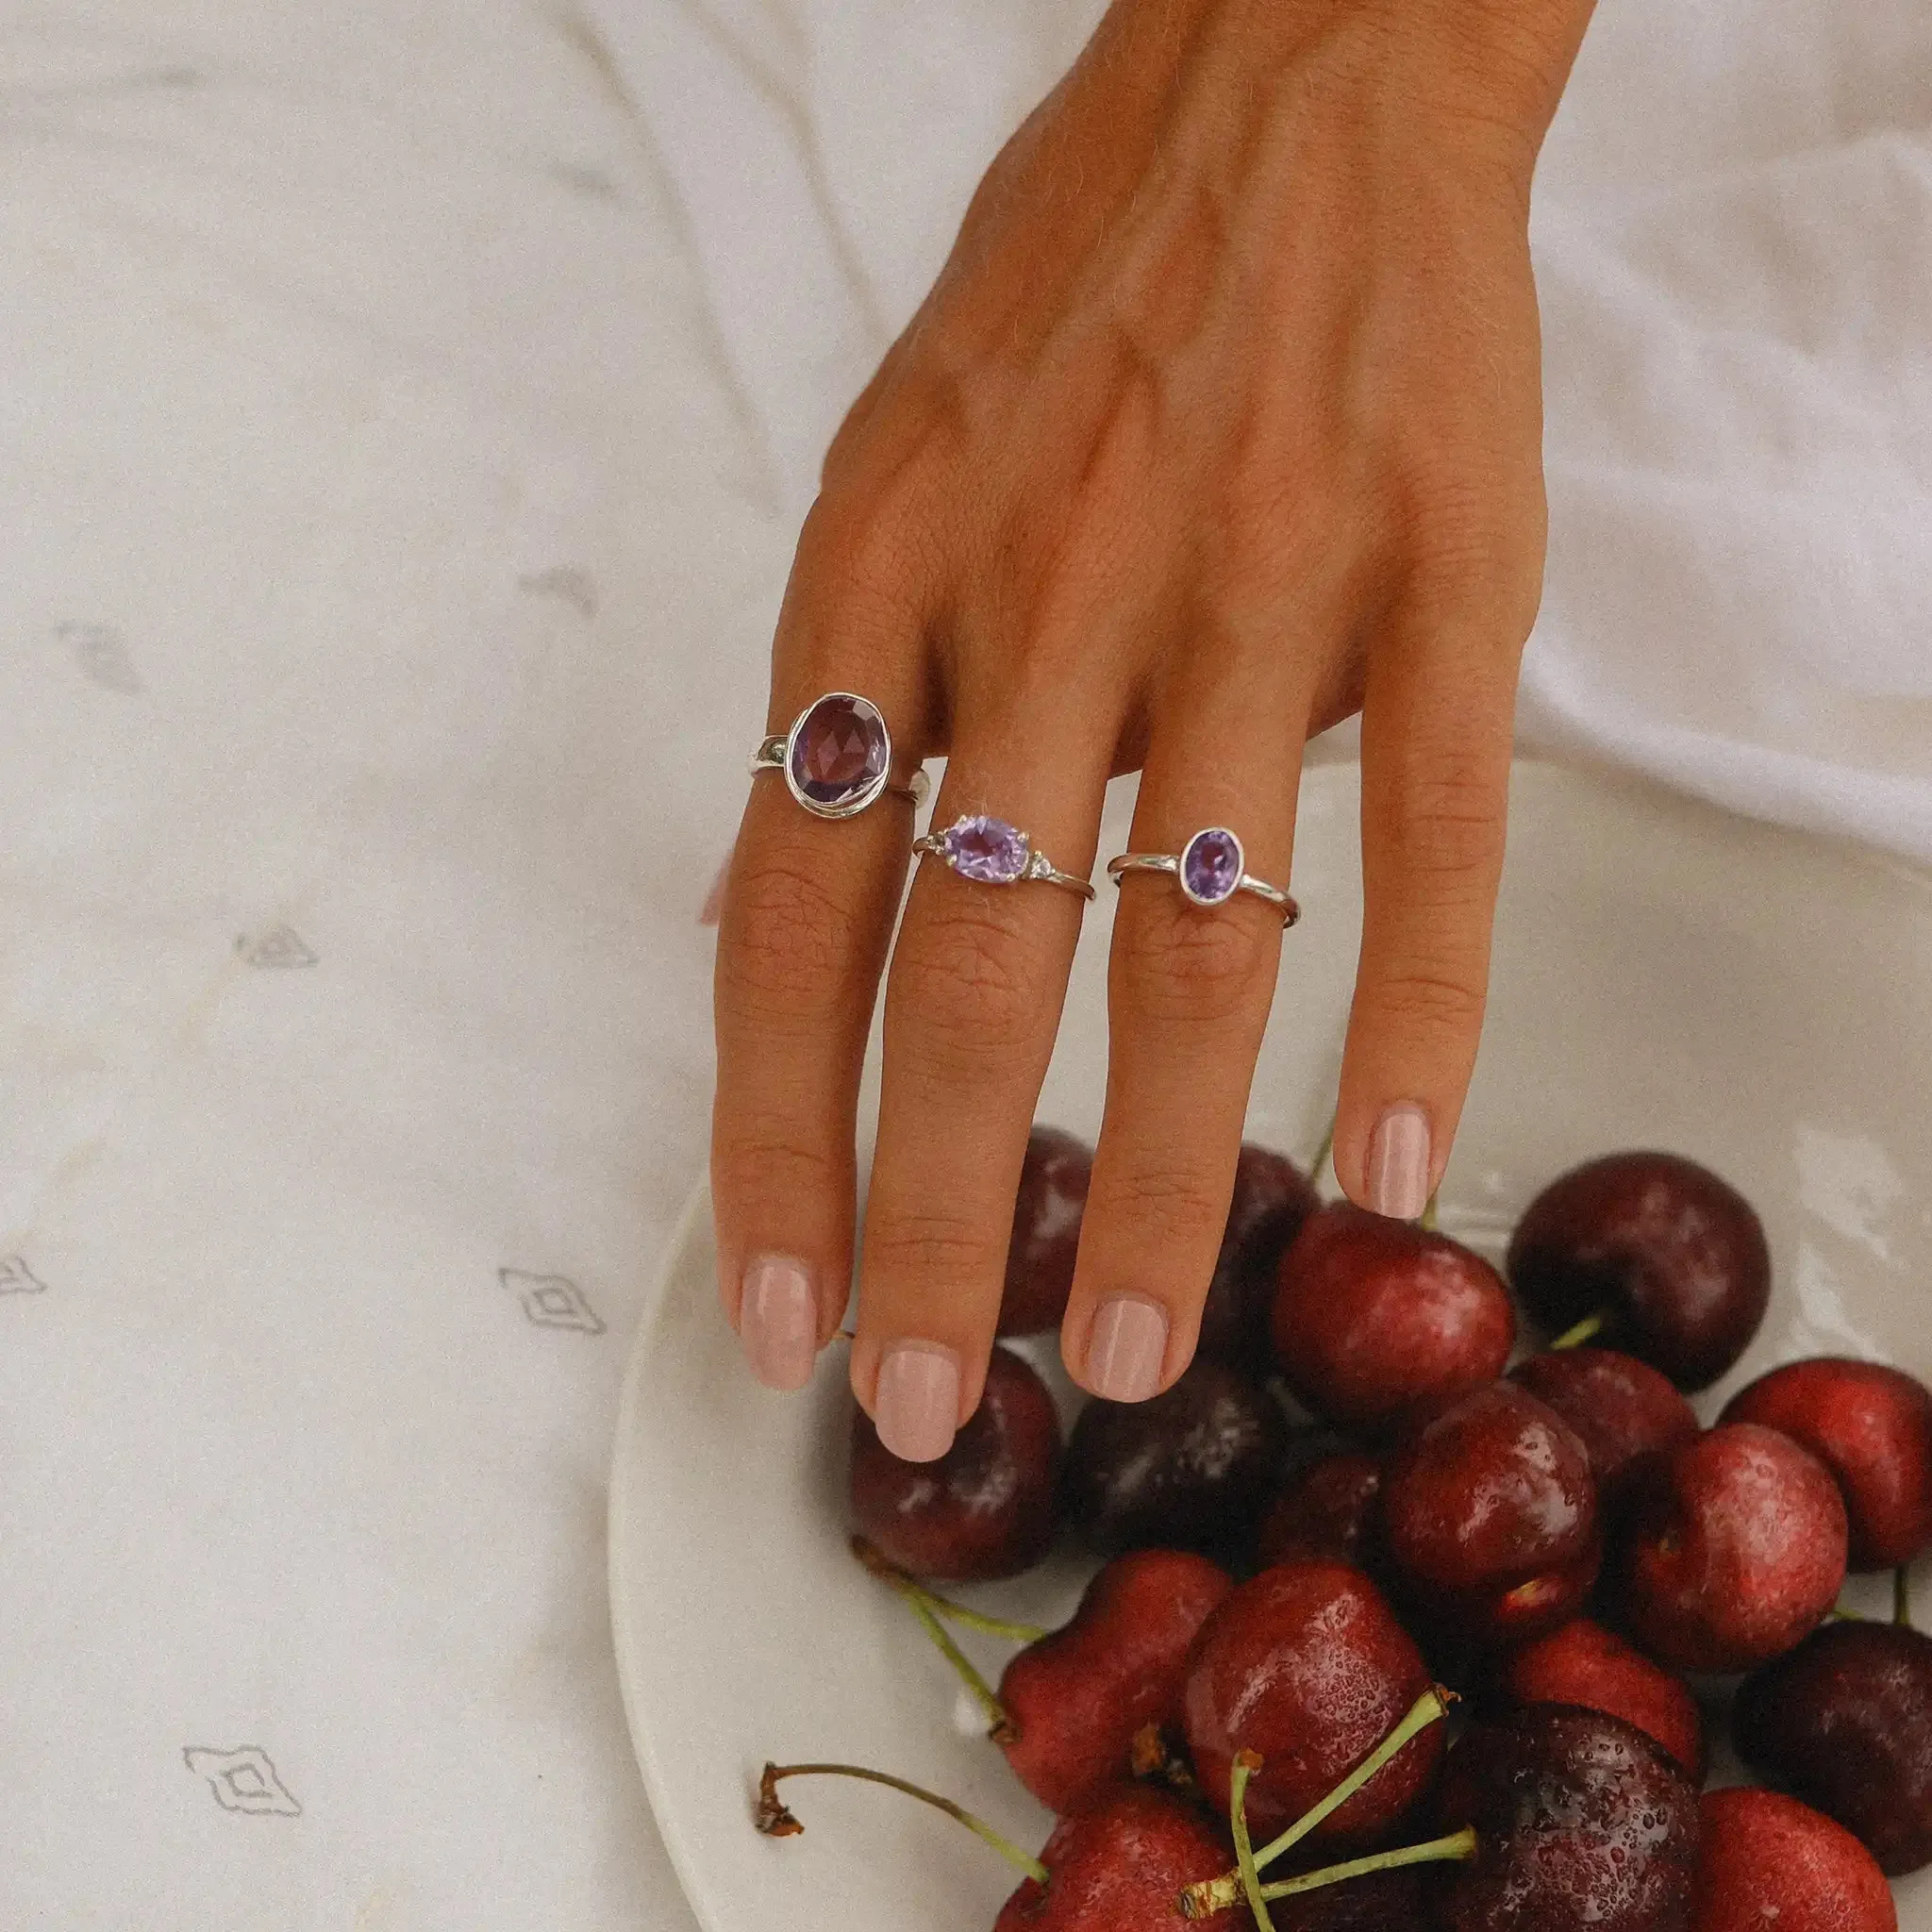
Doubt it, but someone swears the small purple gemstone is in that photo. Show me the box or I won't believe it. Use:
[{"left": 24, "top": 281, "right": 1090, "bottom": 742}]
[
  {"left": 942, "top": 814, "right": 1030, "bottom": 885},
  {"left": 788, "top": 693, "right": 889, "bottom": 810},
  {"left": 1181, "top": 827, "right": 1242, "bottom": 905}
]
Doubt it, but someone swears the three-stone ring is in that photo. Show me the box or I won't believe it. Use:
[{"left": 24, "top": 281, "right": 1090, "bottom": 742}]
[
  {"left": 913, "top": 814, "right": 1097, "bottom": 900},
  {"left": 749, "top": 691, "right": 929, "bottom": 820},
  {"left": 1108, "top": 826, "right": 1300, "bottom": 926}
]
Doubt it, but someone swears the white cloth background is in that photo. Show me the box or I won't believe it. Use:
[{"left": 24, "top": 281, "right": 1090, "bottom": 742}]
[{"left": 0, "top": 2, "right": 1924, "bottom": 1926}]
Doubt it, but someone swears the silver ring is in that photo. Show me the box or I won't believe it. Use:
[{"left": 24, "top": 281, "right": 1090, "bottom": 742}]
[
  {"left": 913, "top": 814, "right": 1096, "bottom": 901},
  {"left": 748, "top": 691, "right": 929, "bottom": 820},
  {"left": 1108, "top": 827, "right": 1299, "bottom": 926}
]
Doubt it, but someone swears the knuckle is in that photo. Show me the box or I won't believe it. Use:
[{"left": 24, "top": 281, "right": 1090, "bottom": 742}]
[
  {"left": 889, "top": 904, "right": 1049, "bottom": 1062},
  {"left": 718, "top": 858, "right": 860, "bottom": 1021},
  {"left": 1089, "top": 1159, "right": 1229, "bottom": 1259},
  {"left": 1381, "top": 756, "right": 1507, "bottom": 893},
  {"left": 865, "top": 1205, "right": 1004, "bottom": 1285},
  {"left": 1368, "top": 965, "right": 1489, "bottom": 1039},
  {"left": 712, "top": 1124, "right": 842, "bottom": 1202},
  {"left": 1112, "top": 898, "right": 1278, "bottom": 1028}
]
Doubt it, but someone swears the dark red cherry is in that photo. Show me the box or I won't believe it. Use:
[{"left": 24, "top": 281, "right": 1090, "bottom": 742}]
[
  {"left": 850, "top": 1344, "right": 1061, "bottom": 1581},
  {"left": 1271, "top": 1204, "right": 1515, "bottom": 1431},
  {"left": 1197, "top": 1143, "right": 1321, "bottom": 1365},
  {"left": 997, "top": 1128, "right": 1091, "bottom": 1337},
  {"left": 1062, "top": 1359, "right": 1291, "bottom": 1559},
  {"left": 1734, "top": 1619, "right": 1932, "bottom": 1875},
  {"left": 1507, "top": 1151, "right": 1770, "bottom": 1391},
  {"left": 1500, "top": 1618, "right": 1704, "bottom": 1778},
  {"left": 1182, "top": 1558, "right": 1442, "bottom": 1848},
  {"left": 1691, "top": 1788, "right": 1895, "bottom": 1932},
  {"left": 992, "top": 1783, "right": 1250, "bottom": 1930},
  {"left": 1434, "top": 1705, "right": 1703, "bottom": 1932},
  {"left": 1614, "top": 1422, "right": 1847, "bottom": 1673},
  {"left": 1721, "top": 1356, "right": 1932, "bottom": 1570},
  {"left": 1255, "top": 1452, "right": 1384, "bottom": 1573},
  {"left": 1000, "top": 1549, "right": 1232, "bottom": 1816},
  {"left": 1382, "top": 1383, "right": 1601, "bottom": 1646},
  {"left": 1263, "top": 1864, "right": 1435, "bottom": 1932},
  {"left": 1507, "top": 1348, "right": 1701, "bottom": 1507}
]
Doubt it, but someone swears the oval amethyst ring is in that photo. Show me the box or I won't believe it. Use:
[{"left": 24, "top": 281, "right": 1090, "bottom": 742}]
[
  {"left": 1108, "top": 827, "right": 1300, "bottom": 926},
  {"left": 749, "top": 691, "right": 929, "bottom": 820},
  {"left": 912, "top": 814, "right": 1097, "bottom": 900}
]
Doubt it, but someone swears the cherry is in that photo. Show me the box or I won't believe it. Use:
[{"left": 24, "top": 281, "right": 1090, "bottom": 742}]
[
  {"left": 1271, "top": 1204, "right": 1516, "bottom": 1431},
  {"left": 1733, "top": 1619, "right": 1932, "bottom": 1875},
  {"left": 1255, "top": 1452, "right": 1385, "bottom": 1573},
  {"left": 1507, "top": 1348, "right": 1701, "bottom": 1508},
  {"left": 1182, "top": 1558, "right": 1443, "bottom": 1848},
  {"left": 1381, "top": 1383, "right": 1601, "bottom": 1647},
  {"left": 1691, "top": 1788, "right": 1896, "bottom": 1932},
  {"left": 850, "top": 1344, "right": 1062, "bottom": 1581},
  {"left": 999, "top": 1548, "right": 1233, "bottom": 1816},
  {"left": 1500, "top": 1618, "right": 1704, "bottom": 1778},
  {"left": 1259, "top": 1865, "right": 1434, "bottom": 1931},
  {"left": 1062, "top": 1359, "right": 1291, "bottom": 1559},
  {"left": 996, "top": 1127, "right": 1091, "bottom": 1337},
  {"left": 1430, "top": 1706, "right": 1704, "bottom": 1932},
  {"left": 994, "top": 1783, "right": 1250, "bottom": 1931},
  {"left": 1614, "top": 1422, "right": 1847, "bottom": 1673},
  {"left": 1720, "top": 1356, "right": 1932, "bottom": 1570},
  {"left": 1196, "top": 1144, "right": 1321, "bottom": 1365},
  {"left": 1506, "top": 1151, "right": 1771, "bottom": 1391},
  {"left": 756, "top": 1763, "right": 1251, "bottom": 1929}
]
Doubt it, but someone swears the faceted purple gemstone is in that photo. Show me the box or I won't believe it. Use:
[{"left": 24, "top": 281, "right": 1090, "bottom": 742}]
[
  {"left": 942, "top": 814, "right": 1030, "bottom": 884},
  {"left": 788, "top": 693, "right": 888, "bottom": 810},
  {"left": 1181, "top": 827, "right": 1242, "bottom": 905}
]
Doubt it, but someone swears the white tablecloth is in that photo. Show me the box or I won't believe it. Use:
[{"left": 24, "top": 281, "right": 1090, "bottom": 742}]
[{"left": 2, "top": 3, "right": 1925, "bottom": 1926}]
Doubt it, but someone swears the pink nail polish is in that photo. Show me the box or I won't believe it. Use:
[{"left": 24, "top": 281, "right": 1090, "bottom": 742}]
[
  {"left": 739, "top": 1254, "right": 820, "bottom": 1391},
  {"left": 1084, "top": 1295, "right": 1170, "bottom": 1403},
  {"left": 1366, "top": 1104, "right": 1432, "bottom": 1221},
  {"left": 873, "top": 1344, "right": 961, "bottom": 1462}
]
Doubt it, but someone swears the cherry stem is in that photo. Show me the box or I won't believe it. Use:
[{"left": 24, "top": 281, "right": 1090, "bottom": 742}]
[
  {"left": 1420, "top": 1190, "right": 1441, "bottom": 1232},
  {"left": 1229, "top": 1752, "right": 1279, "bottom": 1932},
  {"left": 1898, "top": 1566, "right": 1914, "bottom": 1628},
  {"left": 1308, "top": 1108, "right": 1337, "bottom": 1182},
  {"left": 756, "top": 1762, "right": 1048, "bottom": 1886},
  {"left": 850, "top": 1537, "right": 1021, "bottom": 1740},
  {"left": 1551, "top": 1309, "right": 1607, "bottom": 1350},
  {"left": 1257, "top": 1826, "right": 1480, "bottom": 1902},
  {"left": 1181, "top": 1686, "right": 1454, "bottom": 1918},
  {"left": 850, "top": 1535, "right": 1049, "bottom": 1643}
]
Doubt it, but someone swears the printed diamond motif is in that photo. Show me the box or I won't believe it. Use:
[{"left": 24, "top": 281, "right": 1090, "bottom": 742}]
[
  {"left": 517, "top": 565, "right": 599, "bottom": 618},
  {"left": 0, "top": 1257, "right": 46, "bottom": 1294},
  {"left": 182, "top": 1745, "right": 302, "bottom": 1816},
  {"left": 500, "top": 1268, "right": 605, "bottom": 1335},
  {"left": 241, "top": 925, "right": 318, "bottom": 969},
  {"left": 58, "top": 622, "right": 144, "bottom": 695}
]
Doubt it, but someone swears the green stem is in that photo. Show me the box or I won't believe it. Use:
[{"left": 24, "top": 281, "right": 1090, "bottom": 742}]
[
  {"left": 1181, "top": 1688, "right": 1453, "bottom": 1917},
  {"left": 851, "top": 1538, "right": 1017, "bottom": 1740},
  {"left": 1420, "top": 1191, "right": 1441, "bottom": 1232},
  {"left": 1308, "top": 1108, "right": 1337, "bottom": 1182},
  {"left": 1898, "top": 1567, "right": 1914, "bottom": 1629},
  {"left": 850, "top": 1537, "right": 1047, "bottom": 1643},
  {"left": 1257, "top": 1826, "right": 1479, "bottom": 1903},
  {"left": 1551, "top": 1309, "right": 1607, "bottom": 1351},
  {"left": 1230, "top": 1753, "right": 1278, "bottom": 1932},
  {"left": 756, "top": 1762, "right": 1048, "bottom": 1886}
]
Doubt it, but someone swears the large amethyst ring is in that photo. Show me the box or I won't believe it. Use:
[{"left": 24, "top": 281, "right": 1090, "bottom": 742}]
[
  {"left": 749, "top": 691, "right": 928, "bottom": 820},
  {"left": 912, "top": 814, "right": 1096, "bottom": 900},
  {"left": 1108, "top": 827, "right": 1300, "bottom": 926}
]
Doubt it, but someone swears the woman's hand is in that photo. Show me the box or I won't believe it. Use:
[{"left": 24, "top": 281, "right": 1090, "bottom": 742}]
[{"left": 710, "top": 0, "right": 1594, "bottom": 1456}]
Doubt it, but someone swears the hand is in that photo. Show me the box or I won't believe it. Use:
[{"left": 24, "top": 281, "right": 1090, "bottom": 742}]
[{"left": 710, "top": 0, "right": 1594, "bottom": 1455}]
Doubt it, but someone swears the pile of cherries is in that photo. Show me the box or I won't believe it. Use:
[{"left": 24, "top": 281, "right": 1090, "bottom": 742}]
[{"left": 763, "top": 1132, "right": 1932, "bottom": 1932}]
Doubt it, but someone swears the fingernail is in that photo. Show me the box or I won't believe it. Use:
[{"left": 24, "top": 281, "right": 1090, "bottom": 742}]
[
  {"left": 739, "top": 1253, "right": 821, "bottom": 1391},
  {"left": 1365, "top": 1104, "right": 1433, "bottom": 1221},
  {"left": 873, "top": 1343, "right": 961, "bottom": 1462},
  {"left": 699, "top": 850, "right": 731, "bottom": 927},
  {"left": 1084, "top": 1294, "right": 1170, "bottom": 1403}
]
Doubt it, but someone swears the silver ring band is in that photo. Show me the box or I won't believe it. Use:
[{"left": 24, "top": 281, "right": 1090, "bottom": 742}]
[
  {"left": 913, "top": 815, "right": 1096, "bottom": 901},
  {"left": 1108, "top": 827, "right": 1300, "bottom": 926}
]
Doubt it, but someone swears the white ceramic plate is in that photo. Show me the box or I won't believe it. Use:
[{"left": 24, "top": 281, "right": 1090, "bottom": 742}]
[{"left": 611, "top": 759, "right": 1932, "bottom": 1932}]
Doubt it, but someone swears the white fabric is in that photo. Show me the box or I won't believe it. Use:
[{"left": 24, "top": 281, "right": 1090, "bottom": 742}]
[{"left": 0, "top": 1, "right": 1925, "bottom": 1925}]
